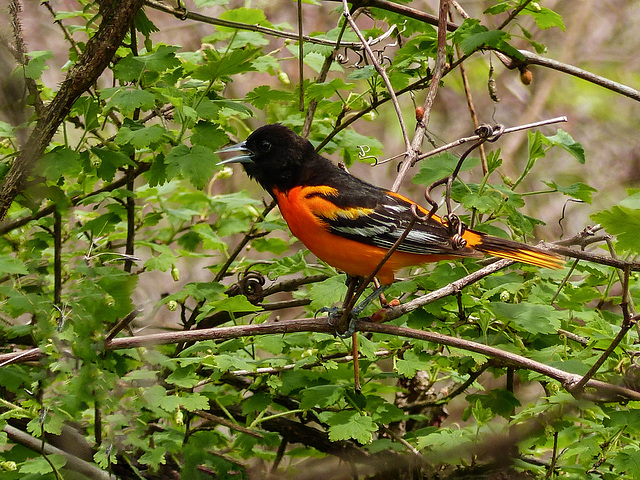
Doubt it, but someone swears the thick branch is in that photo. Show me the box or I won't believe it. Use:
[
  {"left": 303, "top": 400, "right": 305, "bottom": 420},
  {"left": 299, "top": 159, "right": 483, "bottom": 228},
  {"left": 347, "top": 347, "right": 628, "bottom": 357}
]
[
  {"left": 2, "top": 314, "right": 639, "bottom": 401},
  {"left": 4, "top": 425, "right": 111, "bottom": 480}
]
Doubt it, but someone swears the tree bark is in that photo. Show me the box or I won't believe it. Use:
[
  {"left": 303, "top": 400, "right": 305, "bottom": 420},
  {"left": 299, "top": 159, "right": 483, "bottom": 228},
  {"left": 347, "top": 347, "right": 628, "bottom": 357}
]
[{"left": 0, "top": 0, "right": 145, "bottom": 219}]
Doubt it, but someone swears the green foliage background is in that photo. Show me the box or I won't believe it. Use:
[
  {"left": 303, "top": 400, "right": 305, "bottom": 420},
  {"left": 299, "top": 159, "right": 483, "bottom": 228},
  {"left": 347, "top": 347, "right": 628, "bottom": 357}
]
[{"left": 0, "top": 1, "right": 639, "bottom": 479}]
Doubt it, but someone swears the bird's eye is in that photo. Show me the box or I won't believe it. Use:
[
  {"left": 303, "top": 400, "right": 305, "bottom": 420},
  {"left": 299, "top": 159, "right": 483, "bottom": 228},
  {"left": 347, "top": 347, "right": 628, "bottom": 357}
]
[{"left": 258, "top": 140, "right": 272, "bottom": 153}]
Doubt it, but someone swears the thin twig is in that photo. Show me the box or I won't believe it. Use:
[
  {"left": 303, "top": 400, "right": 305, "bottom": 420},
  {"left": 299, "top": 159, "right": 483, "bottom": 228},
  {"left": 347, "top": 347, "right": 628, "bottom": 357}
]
[
  {"left": 571, "top": 266, "right": 635, "bottom": 392},
  {"left": 341, "top": 0, "right": 411, "bottom": 151},
  {"left": 144, "top": 0, "right": 363, "bottom": 50},
  {"left": 4, "top": 425, "right": 112, "bottom": 480},
  {"left": 383, "top": 116, "right": 567, "bottom": 166}
]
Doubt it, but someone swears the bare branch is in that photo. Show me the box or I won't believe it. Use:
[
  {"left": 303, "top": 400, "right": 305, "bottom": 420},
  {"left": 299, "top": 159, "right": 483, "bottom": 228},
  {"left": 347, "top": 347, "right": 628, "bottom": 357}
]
[
  {"left": 4, "top": 425, "right": 111, "bottom": 480},
  {"left": 392, "top": 0, "right": 449, "bottom": 192}
]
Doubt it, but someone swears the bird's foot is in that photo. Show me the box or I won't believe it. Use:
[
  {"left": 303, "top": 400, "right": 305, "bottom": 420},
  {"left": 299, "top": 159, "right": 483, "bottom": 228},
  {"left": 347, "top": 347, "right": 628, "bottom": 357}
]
[{"left": 316, "top": 306, "right": 358, "bottom": 338}]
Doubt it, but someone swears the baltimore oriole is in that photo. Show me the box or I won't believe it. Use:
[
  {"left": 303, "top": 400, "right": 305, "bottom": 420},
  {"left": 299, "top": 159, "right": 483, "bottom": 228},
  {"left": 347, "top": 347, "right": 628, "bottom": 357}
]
[{"left": 218, "top": 124, "right": 562, "bottom": 285}]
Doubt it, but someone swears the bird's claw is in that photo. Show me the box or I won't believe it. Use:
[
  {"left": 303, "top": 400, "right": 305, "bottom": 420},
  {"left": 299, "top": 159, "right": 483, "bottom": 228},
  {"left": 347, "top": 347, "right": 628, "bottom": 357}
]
[{"left": 316, "top": 306, "right": 358, "bottom": 338}]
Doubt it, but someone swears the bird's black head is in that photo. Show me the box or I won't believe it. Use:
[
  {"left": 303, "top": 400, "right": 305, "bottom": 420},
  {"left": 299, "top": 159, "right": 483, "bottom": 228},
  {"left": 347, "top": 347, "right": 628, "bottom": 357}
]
[{"left": 218, "top": 124, "right": 317, "bottom": 194}]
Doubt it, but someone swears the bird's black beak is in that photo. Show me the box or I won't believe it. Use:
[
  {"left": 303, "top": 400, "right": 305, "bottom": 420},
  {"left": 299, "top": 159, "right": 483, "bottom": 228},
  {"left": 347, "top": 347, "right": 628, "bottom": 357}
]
[{"left": 216, "top": 141, "right": 254, "bottom": 165}]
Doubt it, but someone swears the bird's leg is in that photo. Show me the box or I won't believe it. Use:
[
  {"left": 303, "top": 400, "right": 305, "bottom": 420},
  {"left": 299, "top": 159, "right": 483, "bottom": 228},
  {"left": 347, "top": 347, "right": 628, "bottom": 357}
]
[{"left": 351, "top": 283, "right": 388, "bottom": 317}]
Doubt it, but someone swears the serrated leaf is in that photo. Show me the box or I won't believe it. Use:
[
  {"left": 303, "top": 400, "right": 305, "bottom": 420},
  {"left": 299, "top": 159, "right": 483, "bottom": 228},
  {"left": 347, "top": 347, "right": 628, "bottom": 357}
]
[
  {"left": 300, "top": 385, "right": 346, "bottom": 409},
  {"left": 489, "top": 302, "right": 562, "bottom": 335},
  {"left": 193, "top": 47, "right": 260, "bottom": 81},
  {"left": 543, "top": 181, "right": 596, "bottom": 203},
  {"left": 524, "top": 6, "right": 565, "bottom": 31},
  {"left": 19, "top": 454, "right": 66, "bottom": 474},
  {"left": 115, "top": 124, "right": 168, "bottom": 149},
  {"left": 591, "top": 201, "right": 640, "bottom": 255},
  {"left": 139, "top": 444, "right": 166, "bottom": 466},
  {"left": 320, "top": 410, "right": 377, "bottom": 444},
  {"left": 0, "top": 255, "right": 28, "bottom": 275},
  {"left": 252, "top": 237, "right": 289, "bottom": 255},
  {"left": 245, "top": 85, "right": 293, "bottom": 109},
  {"left": 191, "top": 122, "right": 230, "bottom": 150},
  {"left": 165, "top": 144, "right": 217, "bottom": 189},
  {"left": 615, "top": 446, "right": 640, "bottom": 478},
  {"left": 241, "top": 391, "right": 272, "bottom": 415},
  {"left": 218, "top": 8, "right": 272, "bottom": 28},
  {"left": 166, "top": 366, "right": 201, "bottom": 388},
  {"left": 453, "top": 19, "right": 523, "bottom": 59},
  {"left": 40, "top": 146, "right": 82, "bottom": 180},
  {"left": 91, "top": 147, "right": 136, "bottom": 182},
  {"left": 208, "top": 295, "right": 261, "bottom": 314},
  {"left": 465, "top": 389, "right": 521, "bottom": 420},
  {"left": 24, "top": 50, "right": 53, "bottom": 79},
  {"left": 114, "top": 45, "right": 180, "bottom": 82},
  {"left": 412, "top": 153, "right": 480, "bottom": 187},
  {"left": 396, "top": 349, "right": 430, "bottom": 378},
  {"left": 307, "top": 275, "right": 347, "bottom": 311},
  {"left": 104, "top": 88, "right": 157, "bottom": 115},
  {"left": 543, "top": 129, "right": 585, "bottom": 164}
]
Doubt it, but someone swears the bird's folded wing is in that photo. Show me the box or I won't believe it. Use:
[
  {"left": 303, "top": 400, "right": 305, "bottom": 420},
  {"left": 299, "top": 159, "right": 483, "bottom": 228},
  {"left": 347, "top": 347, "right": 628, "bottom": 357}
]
[{"left": 312, "top": 190, "right": 464, "bottom": 256}]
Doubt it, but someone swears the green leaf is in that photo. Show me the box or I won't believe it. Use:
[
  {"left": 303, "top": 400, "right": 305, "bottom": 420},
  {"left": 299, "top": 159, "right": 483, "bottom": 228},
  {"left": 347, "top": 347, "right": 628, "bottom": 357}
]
[
  {"left": 245, "top": 85, "right": 293, "bottom": 109},
  {"left": 592, "top": 194, "right": 640, "bottom": 254},
  {"left": 452, "top": 19, "right": 523, "bottom": 59},
  {"left": 307, "top": 275, "right": 347, "bottom": 311},
  {"left": 138, "top": 444, "right": 167, "bottom": 466},
  {"left": 115, "top": 123, "right": 168, "bottom": 149},
  {"left": 252, "top": 237, "right": 289, "bottom": 255},
  {"left": 465, "top": 389, "right": 521, "bottom": 420},
  {"left": 70, "top": 96, "right": 100, "bottom": 130},
  {"left": 91, "top": 147, "right": 136, "bottom": 182},
  {"left": 24, "top": 50, "right": 53, "bottom": 79},
  {"left": 396, "top": 349, "right": 430, "bottom": 378},
  {"left": 40, "top": 146, "right": 82, "bottom": 180},
  {"left": 300, "top": 385, "right": 346, "bottom": 409},
  {"left": 193, "top": 47, "right": 260, "bottom": 81},
  {"left": 207, "top": 295, "right": 261, "bottom": 314},
  {"left": 489, "top": 301, "right": 562, "bottom": 335},
  {"left": 523, "top": 6, "right": 565, "bottom": 31},
  {"left": 412, "top": 153, "right": 480, "bottom": 187},
  {"left": 484, "top": 2, "right": 512, "bottom": 15},
  {"left": 543, "top": 129, "right": 585, "bottom": 164},
  {"left": 166, "top": 366, "right": 201, "bottom": 388},
  {"left": 615, "top": 446, "right": 640, "bottom": 478},
  {"left": 307, "top": 79, "right": 355, "bottom": 101},
  {"left": 320, "top": 410, "right": 377, "bottom": 444},
  {"left": 19, "top": 454, "right": 66, "bottom": 474},
  {"left": 218, "top": 8, "right": 273, "bottom": 28},
  {"left": 0, "top": 255, "right": 28, "bottom": 275},
  {"left": 114, "top": 45, "right": 180, "bottom": 82},
  {"left": 543, "top": 181, "right": 596, "bottom": 203},
  {"left": 104, "top": 88, "right": 157, "bottom": 115},
  {"left": 191, "top": 122, "right": 229, "bottom": 150},
  {"left": 165, "top": 144, "right": 218, "bottom": 189},
  {"left": 241, "top": 392, "right": 272, "bottom": 415}
]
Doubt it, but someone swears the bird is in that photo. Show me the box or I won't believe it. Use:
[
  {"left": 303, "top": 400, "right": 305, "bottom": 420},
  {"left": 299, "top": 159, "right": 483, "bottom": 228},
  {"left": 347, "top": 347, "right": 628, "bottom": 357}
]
[{"left": 218, "top": 124, "right": 563, "bottom": 285}]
